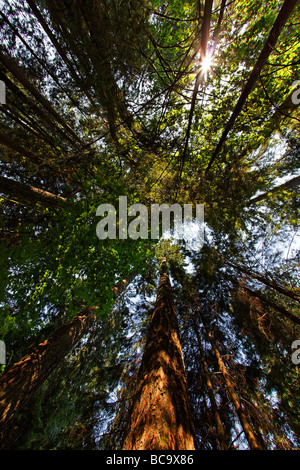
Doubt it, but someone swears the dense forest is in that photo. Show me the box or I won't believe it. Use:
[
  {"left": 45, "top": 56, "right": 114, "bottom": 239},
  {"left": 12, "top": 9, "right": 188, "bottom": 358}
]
[{"left": 0, "top": 0, "right": 299, "bottom": 451}]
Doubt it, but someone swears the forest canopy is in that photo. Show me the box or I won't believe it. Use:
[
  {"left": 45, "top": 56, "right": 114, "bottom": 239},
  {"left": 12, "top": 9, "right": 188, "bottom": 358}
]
[{"left": 0, "top": 0, "right": 299, "bottom": 451}]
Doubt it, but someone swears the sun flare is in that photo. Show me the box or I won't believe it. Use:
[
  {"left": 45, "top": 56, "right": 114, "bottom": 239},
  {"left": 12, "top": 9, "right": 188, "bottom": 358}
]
[{"left": 201, "top": 54, "right": 213, "bottom": 73}]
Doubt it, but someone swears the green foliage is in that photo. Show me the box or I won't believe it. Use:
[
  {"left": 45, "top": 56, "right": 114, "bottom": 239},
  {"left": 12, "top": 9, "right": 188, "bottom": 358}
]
[{"left": 0, "top": 0, "right": 299, "bottom": 451}]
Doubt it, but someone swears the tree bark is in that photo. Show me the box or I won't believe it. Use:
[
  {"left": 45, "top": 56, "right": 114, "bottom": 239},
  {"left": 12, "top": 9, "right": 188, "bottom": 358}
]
[
  {"left": 0, "top": 307, "right": 97, "bottom": 436},
  {"left": 199, "top": 310, "right": 261, "bottom": 450},
  {"left": 122, "top": 261, "right": 195, "bottom": 450},
  {"left": 0, "top": 174, "right": 66, "bottom": 208},
  {"left": 191, "top": 312, "right": 228, "bottom": 450},
  {"left": 0, "top": 270, "right": 139, "bottom": 436}
]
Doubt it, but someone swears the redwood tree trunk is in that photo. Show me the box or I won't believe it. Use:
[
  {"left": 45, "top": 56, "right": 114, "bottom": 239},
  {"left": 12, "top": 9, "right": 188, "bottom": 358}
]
[
  {"left": 0, "top": 270, "right": 139, "bottom": 435},
  {"left": 122, "top": 263, "right": 195, "bottom": 450},
  {"left": 0, "top": 307, "right": 97, "bottom": 435},
  {"left": 199, "top": 310, "right": 261, "bottom": 450}
]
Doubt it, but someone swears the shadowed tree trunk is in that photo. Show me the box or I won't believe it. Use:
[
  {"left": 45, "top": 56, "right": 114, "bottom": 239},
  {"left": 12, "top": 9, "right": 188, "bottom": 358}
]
[
  {"left": 26, "top": 0, "right": 102, "bottom": 118},
  {"left": 0, "top": 307, "right": 97, "bottom": 437},
  {"left": 248, "top": 175, "right": 300, "bottom": 205},
  {"left": 122, "top": 259, "right": 195, "bottom": 450},
  {"left": 0, "top": 133, "right": 42, "bottom": 164},
  {"left": 228, "top": 277, "right": 300, "bottom": 326},
  {"left": 0, "top": 174, "right": 66, "bottom": 208},
  {"left": 191, "top": 311, "right": 228, "bottom": 450},
  {"left": 198, "top": 309, "right": 262, "bottom": 450},
  {"left": 0, "top": 270, "right": 139, "bottom": 437},
  {"left": 0, "top": 49, "right": 83, "bottom": 145},
  {"left": 226, "top": 261, "right": 300, "bottom": 303},
  {"left": 192, "top": 346, "right": 219, "bottom": 449}
]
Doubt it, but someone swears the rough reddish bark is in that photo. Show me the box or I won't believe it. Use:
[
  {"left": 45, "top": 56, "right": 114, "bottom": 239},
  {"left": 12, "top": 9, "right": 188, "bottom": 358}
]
[
  {"left": 112, "top": 270, "right": 139, "bottom": 300},
  {"left": 0, "top": 307, "right": 97, "bottom": 435},
  {"left": 122, "top": 265, "right": 195, "bottom": 450},
  {"left": 0, "top": 269, "right": 139, "bottom": 436}
]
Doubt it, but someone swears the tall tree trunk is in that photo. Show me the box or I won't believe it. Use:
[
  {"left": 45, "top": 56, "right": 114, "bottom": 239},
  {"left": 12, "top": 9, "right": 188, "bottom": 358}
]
[
  {"left": 122, "top": 260, "right": 195, "bottom": 450},
  {"left": 0, "top": 307, "right": 97, "bottom": 437},
  {"left": 0, "top": 49, "right": 83, "bottom": 145},
  {"left": 226, "top": 261, "right": 300, "bottom": 303},
  {"left": 248, "top": 175, "right": 300, "bottom": 205},
  {"left": 205, "top": 0, "right": 298, "bottom": 174},
  {"left": 191, "top": 312, "right": 228, "bottom": 450},
  {"left": 192, "top": 347, "right": 219, "bottom": 449},
  {"left": 0, "top": 270, "right": 139, "bottom": 436},
  {"left": 198, "top": 310, "right": 261, "bottom": 450},
  {"left": 0, "top": 175, "right": 66, "bottom": 208}
]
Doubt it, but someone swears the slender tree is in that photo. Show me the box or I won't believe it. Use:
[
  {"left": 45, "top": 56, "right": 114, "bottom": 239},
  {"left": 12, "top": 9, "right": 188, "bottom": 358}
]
[
  {"left": 191, "top": 311, "right": 228, "bottom": 450},
  {"left": 0, "top": 49, "right": 83, "bottom": 145},
  {"left": 198, "top": 308, "right": 261, "bottom": 450},
  {"left": 0, "top": 175, "right": 66, "bottom": 208},
  {"left": 205, "top": 0, "right": 298, "bottom": 174},
  {"left": 226, "top": 261, "right": 300, "bottom": 303},
  {"left": 248, "top": 175, "right": 300, "bottom": 205}
]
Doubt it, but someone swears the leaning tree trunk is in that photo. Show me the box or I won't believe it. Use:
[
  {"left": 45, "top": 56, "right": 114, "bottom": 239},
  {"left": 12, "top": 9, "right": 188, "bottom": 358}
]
[
  {"left": 0, "top": 307, "right": 97, "bottom": 436},
  {"left": 122, "top": 260, "right": 195, "bottom": 450},
  {"left": 0, "top": 174, "right": 66, "bottom": 208},
  {"left": 198, "top": 309, "right": 261, "bottom": 450},
  {"left": 191, "top": 312, "right": 228, "bottom": 450},
  {"left": 205, "top": 0, "right": 298, "bottom": 174},
  {"left": 248, "top": 175, "right": 300, "bottom": 205},
  {"left": 0, "top": 49, "right": 82, "bottom": 145},
  {"left": 0, "top": 270, "right": 138, "bottom": 436},
  {"left": 225, "top": 261, "right": 300, "bottom": 303}
]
